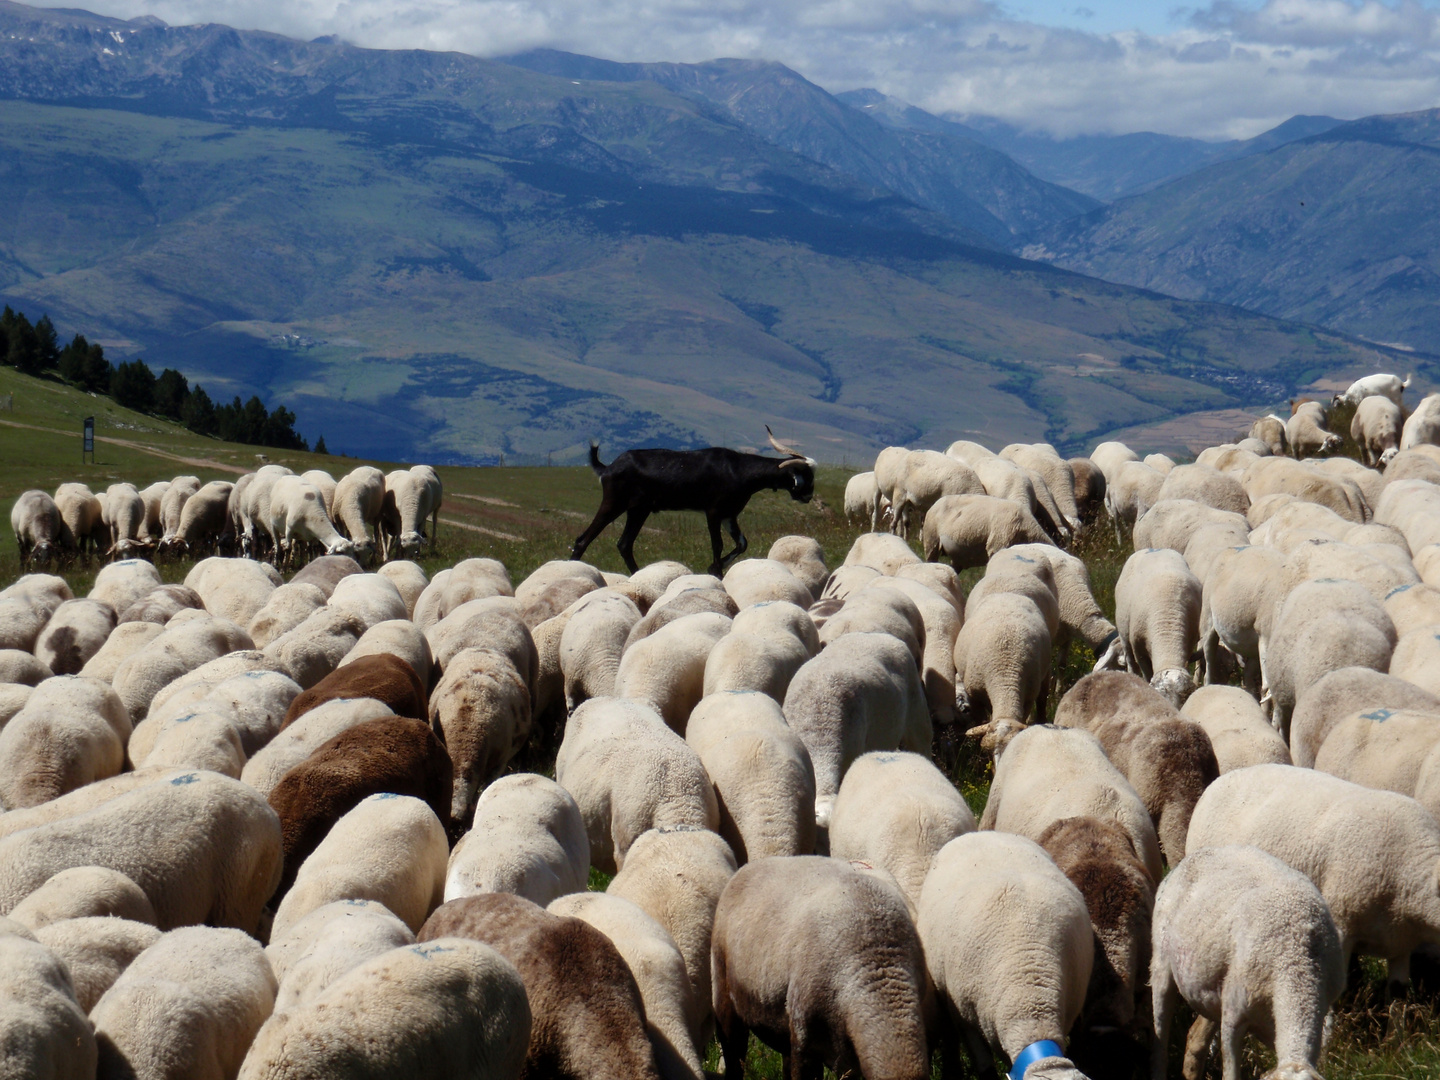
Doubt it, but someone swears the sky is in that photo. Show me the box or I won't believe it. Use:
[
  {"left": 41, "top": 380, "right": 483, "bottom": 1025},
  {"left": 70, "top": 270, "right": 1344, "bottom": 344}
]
[{"left": 31, "top": 0, "right": 1440, "bottom": 139}]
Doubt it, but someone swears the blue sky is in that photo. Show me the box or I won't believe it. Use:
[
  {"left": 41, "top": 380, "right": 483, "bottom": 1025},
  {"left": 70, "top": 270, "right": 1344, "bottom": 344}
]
[{"left": 34, "top": 0, "right": 1440, "bottom": 138}]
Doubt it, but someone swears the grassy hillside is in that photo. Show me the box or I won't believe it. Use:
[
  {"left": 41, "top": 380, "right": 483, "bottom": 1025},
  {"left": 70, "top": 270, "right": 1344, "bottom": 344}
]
[{"left": 1028, "top": 111, "right": 1440, "bottom": 358}]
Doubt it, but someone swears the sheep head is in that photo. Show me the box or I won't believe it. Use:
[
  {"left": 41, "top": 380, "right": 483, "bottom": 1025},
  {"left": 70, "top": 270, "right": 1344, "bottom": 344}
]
[
  {"left": 1150, "top": 668, "right": 1195, "bottom": 709},
  {"left": 1261, "top": 1065, "right": 1324, "bottom": 1080}
]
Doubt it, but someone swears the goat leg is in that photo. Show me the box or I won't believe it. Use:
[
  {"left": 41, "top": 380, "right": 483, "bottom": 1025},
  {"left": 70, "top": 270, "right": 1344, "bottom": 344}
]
[{"left": 615, "top": 509, "right": 649, "bottom": 574}]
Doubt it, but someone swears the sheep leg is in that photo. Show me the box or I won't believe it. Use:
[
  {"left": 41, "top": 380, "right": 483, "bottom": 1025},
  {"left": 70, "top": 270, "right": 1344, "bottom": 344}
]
[
  {"left": 958, "top": 1022, "right": 997, "bottom": 1080},
  {"left": 786, "top": 1010, "right": 822, "bottom": 1080},
  {"left": 615, "top": 509, "right": 650, "bottom": 574},
  {"left": 570, "top": 500, "right": 626, "bottom": 563},
  {"left": 712, "top": 961, "right": 749, "bottom": 1080},
  {"left": 1151, "top": 967, "right": 1179, "bottom": 1080},
  {"left": 1218, "top": 1006, "right": 1243, "bottom": 1080},
  {"left": 1182, "top": 1016, "right": 1215, "bottom": 1080}
]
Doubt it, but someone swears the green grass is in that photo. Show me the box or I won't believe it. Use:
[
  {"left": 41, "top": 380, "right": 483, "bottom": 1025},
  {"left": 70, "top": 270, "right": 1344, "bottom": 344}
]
[{"left": 3, "top": 368, "right": 1436, "bottom": 1079}]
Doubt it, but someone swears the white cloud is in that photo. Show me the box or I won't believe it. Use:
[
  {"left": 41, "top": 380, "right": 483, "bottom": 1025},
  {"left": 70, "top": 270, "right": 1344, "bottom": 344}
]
[{"left": 28, "top": 0, "right": 1440, "bottom": 138}]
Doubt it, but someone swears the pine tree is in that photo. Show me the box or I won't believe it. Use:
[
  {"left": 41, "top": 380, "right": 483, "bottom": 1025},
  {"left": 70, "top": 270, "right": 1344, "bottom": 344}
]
[
  {"left": 314, "top": 435, "right": 329, "bottom": 455},
  {"left": 110, "top": 359, "right": 157, "bottom": 412},
  {"left": 33, "top": 315, "right": 59, "bottom": 372},
  {"left": 182, "top": 385, "right": 218, "bottom": 436},
  {"left": 80, "top": 342, "right": 111, "bottom": 393},
  {"left": 154, "top": 368, "right": 189, "bottom": 420}
]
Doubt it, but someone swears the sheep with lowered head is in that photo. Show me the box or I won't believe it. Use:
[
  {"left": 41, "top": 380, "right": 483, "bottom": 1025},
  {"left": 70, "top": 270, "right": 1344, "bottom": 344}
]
[
  {"left": 0, "top": 931, "right": 97, "bottom": 1079},
  {"left": 955, "top": 592, "right": 1052, "bottom": 751},
  {"left": 1181, "top": 685, "right": 1291, "bottom": 772},
  {"left": 1290, "top": 667, "right": 1440, "bottom": 769},
  {"left": 918, "top": 832, "right": 1093, "bottom": 1080},
  {"left": 615, "top": 610, "right": 732, "bottom": 733},
  {"left": 1114, "top": 547, "right": 1201, "bottom": 707},
  {"left": 0, "top": 674, "right": 131, "bottom": 808},
  {"left": 555, "top": 696, "right": 719, "bottom": 874},
  {"left": 702, "top": 600, "right": 817, "bottom": 704},
  {"left": 711, "top": 855, "right": 930, "bottom": 1080},
  {"left": 430, "top": 646, "right": 531, "bottom": 825},
  {"left": 923, "top": 494, "right": 1053, "bottom": 571},
  {"left": 1151, "top": 845, "right": 1344, "bottom": 1080}
]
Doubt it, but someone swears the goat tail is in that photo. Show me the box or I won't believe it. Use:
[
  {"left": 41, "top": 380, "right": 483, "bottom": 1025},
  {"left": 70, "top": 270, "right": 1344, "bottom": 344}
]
[{"left": 588, "top": 441, "right": 606, "bottom": 475}]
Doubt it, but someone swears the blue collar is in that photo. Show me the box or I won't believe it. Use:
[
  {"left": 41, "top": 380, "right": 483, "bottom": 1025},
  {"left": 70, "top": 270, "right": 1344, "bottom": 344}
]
[{"left": 1009, "top": 1040, "right": 1065, "bottom": 1080}]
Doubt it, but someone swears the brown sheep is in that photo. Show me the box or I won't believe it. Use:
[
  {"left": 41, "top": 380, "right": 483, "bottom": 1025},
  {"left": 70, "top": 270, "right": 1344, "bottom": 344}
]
[
  {"left": 1037, "top": 816, "right": 1155, "bottom": 1076},
  {"left": 419, "top": 892, "right": 662, "bottom": 1080},
  {"left": 267, "top": 715, "right": 454, "bottom": 896},
  {"left": 1053, "top": 671, "right": 1219, "bottom": 867},
  {"left": 282, "top": 652, "right": 427, "bottom": 727}
]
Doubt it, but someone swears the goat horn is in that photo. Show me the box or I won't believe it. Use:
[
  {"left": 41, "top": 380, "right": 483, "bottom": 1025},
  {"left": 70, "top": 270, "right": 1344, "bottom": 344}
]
[{"left": 765, "top": 425, "right": 802, "bottom": 458}]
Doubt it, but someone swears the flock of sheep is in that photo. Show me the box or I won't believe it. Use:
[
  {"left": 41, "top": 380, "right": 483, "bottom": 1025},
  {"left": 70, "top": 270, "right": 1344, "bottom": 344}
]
[
  {"left": 2, "top": 371, "right": 1440, "bottom": 1080},
  {"left": 10, "top": 462, "right": 443, "bottom": 569}
]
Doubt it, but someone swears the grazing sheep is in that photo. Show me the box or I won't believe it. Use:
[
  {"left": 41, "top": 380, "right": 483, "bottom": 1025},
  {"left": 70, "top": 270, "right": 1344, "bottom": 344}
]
[
  {"left": 376, "top": 559, "right": 428, "bottom": 618},
  {"left": 1145, "top": 453, "right": 1177, "bottom": 474},
  {"left": 782, "top": 631, "right": 931, "bottom": 830},
  {"left": 11, "top": 489, "right": 62, "bottom": 568},
  {"left": 112, "top": 613, "right": 255, "bottom": 720},
  {"left": 1008, "top": 543, "right": 1122, "bottom": 668},
  {"left": 246, "top": 581, "right": 328, "bottom": 649},
  {"left": 269, "top": 715, "right": 454, "bottom": 896},
  {"left": 886, "top": 449, "right": 986, "bottom": 540},
  {"left": 1157, "top": 464, "right": 1249, "bottom": 515},
  {"left": 0, "top": 648, "right": 51, "bottom": 685},
  {"left": 629, "top": 584, "right": 736, "bottom": 646},
  {"left": 8, "top": 866, "right": 157, "bottom": 931},
  {"left": 90, "top": 557, "right": 162, "bottom": 617},
  {"left": 844, "top": 471, "right": 887, "bottom": 529},
  {"left": 1054, "top": 671, "right": 1218, "bottom": 867},
  {"left": 156, "top": 475, "right": 201, "bottom": 546},
  {"left": 862, "top": 574, "right": 962, "bottom": 724},
  {"left": 339, "top": 619, "right": 432, "bottom": 687},
  {"left": 0, "top": 931, "right": 97, "bottom": 1079},
  {"left": 722, "top": 558, "right": 812, "bottom": 609},
  {"left": 918, "top": 832, "right": 1093, "bottom": 1080},
  {"left": 33, "top": 596, "right": 115, "bottom": 675},
  {"left": 1133, "top": 499, "right": 1249, "bottom": 556},
  {"left": 817, "top": 585, "right": 924, "bottom": 669},
  {"left": 0, "top": 769, "right": 282, "bottom": 933},
  {"left": 1389, "top": 624, "right": 1440, "bottom": 697},
  {"left": 515, "top": 560, "right": 607, "bottom": 610},
  {"left": 54, "top": 481, "right": 105, "bottom": 559},
  {"left": 1181, "top": 685, "right": 1291, "bottom": 772},
  {"left": 616, "top": 610, "right": 732, "bottom": 733},
  {"left": 430, "top": 647, "right": 532, "bottom": 824},
  {"left": 137, "top": 480, "right": 169, "bottom": 542},
  {"left": 118, "top": 582, "right": 205, "bottom": 626},
  {"left": 76, "top": 624, "right": 161, "bottom": 684},
  {"left": 967, "top": 562, "right": 1060, "bottom": 641},
  {"left": 419, "top": 892, "right": 661, "bottom": 1080},
  {"left": 829, "top": 750, "right": 975, "bottom": 911},
  {"left": 1244, "top": 417, "right": 1290, "bottom": 455},
  {"left": 1286, "top": 401, "right": 1343, "bottom": 459},
  {"left": 425, "top": 596, "right": 536, "bottom": 693},
  {"left": 1382, "top": 582, "right": 1440, "bottom": 638},
  {"left": 445, "top": 773, "right": 589, "bottom": 906},
  {"left": 381, "top": 466, "right": 442, "bottom": 557},
  {"left": 923, "top": 494, "right": 1053, "bottom": 570},
  {"left": 1263, "top": 577, "right": 1396, "bottom": 738},
  {"left": 163, "top": 479, "right": 234, "bottom": 557},
  {"left": 265, "top": 899, "right": 413, "bottom": 1003},
  {"left": 1400, "top": 392, "right": 1440, "bottom": 450},
  {"left": 1352, "top": 395, "right": 1404, "bottom": 467},
  {"left": 1242, "top": 458, "right": 1368, "bottom": 523},
  {"left": 550, "top": 891, "right": 705, "bottom": 1080},
  {"left": 971, "top": 455, "right": 1063, "bottom": 538},
  {"left": 1069, "top": 457, "right": 1107, "bottom": 521},
  {"left": 135, "top": 668, "right": 299, "bottom": 764},
  {"left": 326, "top": 572, "right": 407, "bottom": 632},
  {"left": 35, "top": 916, "right": 161, "bottom": 1013},
  {"left": 555, "top": 697, "right": 719, "bottom": 874},
  {"left": 102, "top": 482, "right": 147, "bottom": 558},
  {"left": 1106, "top": 462, "right": 1166, "bottom": 544},
  {"left": 269, "top": 475, "right": 357, "bottom": 567},
  {"left": 285, "top": 652, "right": 427, "bottom": 727},
  {"left": 412, "top": 558, "right": 512, "bottom": 630},
  {"left": 1090, "top": 440, "right": 1141, "bottom": 485},
  {"left": 1151, "top": 845, "right": 1344, "bottom": 1080},
  {"left": 0, "top": 675, "right": 131, "bottom": 808},
  {"left": 843, "top": 531, "right": 923, "bottom": 576},
  {"left": 1199, "top": 543, "right": 1287, "bottom": 696},
  {"left": 1002, "top": 443, "right": 1084, "bottom": 533},
  {"left": 272, "top": 792, "right": 449, "bottom": 938},
  {"left": 0, "top": 578, "right": 68, "bottom": 653},
  {"left": 954, "top": 593, "right": 1052, "bottom": 749},
  {"left": 241, "top": 937, "right": 530, "bottom": 1080},
  {"left": 1311, "top": 707, "right": 1440, "bottom": 816},
  {"left": 1114, "top": 547, "right": 1202, "bottom": 706},
  {"left": 185, "top": 556, "right": 281, "bottom": 626},
  {"left": 91, "top": 925, "right": 276, "bottom": 1080},
  {"left": 0, "top": 683, "right": 30, "bottom": 725},
  {"left": 607, "top": 824, "right": 737, "bottom": 1039},
  {"left": 702, "top": 600, "right": 817, "bottom": 704},
  {"left": 241, "top": 697, "right": 396, "bottom": 798},
  {"left": 1037, "top": 816, "right": 1154, "bottom": 1066},
  {"left": 288, "top": 553, "right": 362, "bottom": 598},
  {"left": 1188, "top": 764, "right": 1440, "bottom": 988},
  {"left": 711, "top": 855, "right": 929, "bottom": 1080},
  {"left": 684, "top": 691, "right": 816, "bottom": 862},
  {"left": 264, "top": 605, "right": 368, "bottom": 690},
  {"left": 980, "top": 723, "right": 1162, "bottom": 882}
]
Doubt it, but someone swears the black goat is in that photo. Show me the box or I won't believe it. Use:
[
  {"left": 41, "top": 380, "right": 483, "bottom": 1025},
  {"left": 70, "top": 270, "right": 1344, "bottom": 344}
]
[{"left": 570, "top": 428, "right": 817, "bottom": 577}]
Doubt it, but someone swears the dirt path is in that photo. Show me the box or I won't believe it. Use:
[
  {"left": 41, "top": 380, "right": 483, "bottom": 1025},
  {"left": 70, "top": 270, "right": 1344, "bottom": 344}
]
[
  {"left": 441, "top": 518, "right": 524, "bottom": 542},
  {"left": 0, "top": 419, "right": 248, "bottom": 475}
]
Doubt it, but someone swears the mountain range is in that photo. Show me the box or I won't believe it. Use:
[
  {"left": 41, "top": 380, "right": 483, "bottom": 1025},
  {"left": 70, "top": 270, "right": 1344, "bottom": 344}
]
[{"left": 0, "top": 1, "right": 1415, "bottom": 462}]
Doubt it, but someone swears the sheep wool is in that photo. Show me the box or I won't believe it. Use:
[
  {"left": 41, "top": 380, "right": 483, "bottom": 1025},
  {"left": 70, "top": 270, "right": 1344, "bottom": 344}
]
[
  {"left": 0, "top": 931, "right": 97, "bottom": 1080},
  {"left": 34, "top": 916, "right": 162, "bottom": 1013}
]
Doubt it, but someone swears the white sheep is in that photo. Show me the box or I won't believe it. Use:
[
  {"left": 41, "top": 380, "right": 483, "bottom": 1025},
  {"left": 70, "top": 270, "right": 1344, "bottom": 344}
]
[
  {"left": 164, "top": 479, "right": 234, "bottom": 557},
  {"left": 240, "top": 465, "right": 293, "bottom": 557},
  {"left": 722, "top": 557, "right": 812, "bottom": 609},
  {"left": 1335, "top": 372, "right": 1410, "bottom": 407},
  {"left": 0, "top": 931, "right": 96, "bottom": 1079},
  {"left": 89, "top": 557, "right": 163, "bottom": 617},
  {"left": 922, "top": 494, "right": 1054, "bottom": 570},
  {"left": 34, "top": 916, "right": 161, "bottom": 1012},
  {"left": 54, "top": 481, "right": 105, "bottom": 559},
  {"left": 684, "top": 691, "right": 816, "bottom": 862},
  {"left": 1400, "top": 392, "right": 1440, "bottom": 450},
  {"left": 615, "top": 610, "right": 732, "bottom": 733},
  {"left": 115, "top": 583, "right": 204, "bottom": 627},
  {"left": 185, "top": 556, "right": 280, "bottom": 626},
  {"left": 702, "top": 600, "right": 817, "bottom": 704},
  {"left": 10, "top": 489, "right": 62, "bottom": 568},
  {"left": 269, "top": 474, "right": 357, "bottom": 567},
  {"left": 782, "top": 631, "right": 931, "bottom": 830},
  {"left": 1388, "top": 623, "right": 1440, "bottom": 697},
  {"left": 555, "top": 696, "right": 719, "bottom": 874},
  {"left": 425, "top": 595, "right": 536, "bottom": 687},
  {"left": 1151, "top": 845, "right": 1345, "bottom": 1080},
  {"left": 842, "top": 530, "right": 922, "bottom": 575},
  {"left": 918, "top": 832, "right": 1093, "bottom": 1080},
  {"left": 413, "top": 559, "right": 513, "bottom": 630},
  {"left": 816, "top": 586, "right": 924, "bottom": 670},
  {"left": 1114, "top": 547, "right": 1201, "bottom": 706},
  {"left": 560, "top": 590, "right": 645, "bottom": 711},
  {"left": 844, "top": 471, "right": 888, "bottom": 529},
  {"left": 711, "top": 855, "right": 930, "bottom": 1080},
  {"left": 246, "top": 581, "right": 328, "bottom": 648},
  {"left": 1351, "top": 394, "right": 1404, "bottom": 467},
  {"left": 376, "top": 559, "right": 429, "bottom": 618},
  {"left": 445, "top": 773, "right": 589, "bottom": 906},
  {"left": 1007, "top": 543, "right": 1122, "bottom": 668},
  {"left": 1002, "top": 442, "right": 1084, "bottom": 534},
  {"left": 1156, "top": 463, "right": 1250, "bottom": 515},
  {"left": 1188, "top": 764, "right": 1440, "bottom": 987},
  {"left": 828, "top": 750, "right": 975, "bottom": 911},
  {"left": 0, "top": 675, "right": 131, "bottom": 808},
  {"left": 264, "top": 605, "right": 368, "bottom": 689},
  {"left": 861, "top": 574, "right": 961, "bottom": 724},
  {"left": 91, "top": 925, "right": 277, "bottom": 1080},
  {"left": 550, "top": 890, "right": 705, "bottom": 1080},
  {"left": 381, "top": 466, "right": 441, "bottom": 556},
  {"left": 239, "top": 938, "right": 530, "bottom": 1080},
  {"left": 1106, "top": 461, "right": 1165, "bottom": 543},
  {"left": 1181, "top": 685, "right": 1291, "bottom": 772},
  {"left": 886, "top": 449, "right": 986, "bottom": 540},
  {"left": 112, "top": 612, "right": 255, "bottom": 719},
  {"left": 954, "top": 593, "right": 1052, "bottom": 749},
  {"left": 607, "top": 824, "right": 737, "bottom": 1040},
  {"left": 102, "top": 481, "right": 147, "bottom": 558},
  {"left": 979, "top": 723, "right": 1163, "bottom": 882},
  {"left": 339, "top": 618, "right": 433, "bottom": 686},
  {"left": 265, "top": 898, "right": 415, "bottom": 1010},
  {"left": 1090, "top": 440, "right": 1141, "bottom": 485},
  {"left": 8, "top": 865, "right": 156, "bottom": 930},
  {"left": 272, "top": 792, "right": 449, "bottom": 938},
  {"left": 431, "top": 647, "right": 532, "bottom": 825},
  {"left": 1285, "top": 401, "right": 1343, "bottom": 458}
]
